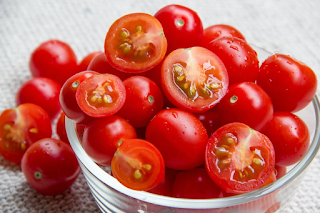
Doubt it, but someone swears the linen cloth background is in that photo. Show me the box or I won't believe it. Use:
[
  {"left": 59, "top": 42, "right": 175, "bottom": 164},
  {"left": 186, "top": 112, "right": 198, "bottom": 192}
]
[{"left": 0, "top": 0, "right": 320, "bottom": 212}]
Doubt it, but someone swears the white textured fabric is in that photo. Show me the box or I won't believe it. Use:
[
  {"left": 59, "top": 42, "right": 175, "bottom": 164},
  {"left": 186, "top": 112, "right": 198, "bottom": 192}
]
[{"left": 1, "top": 0, "right": 320, "bottom": 212}]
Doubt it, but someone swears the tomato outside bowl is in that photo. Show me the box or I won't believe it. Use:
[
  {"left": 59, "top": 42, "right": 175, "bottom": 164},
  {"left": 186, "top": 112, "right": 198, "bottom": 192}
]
[{"left": 65, "top": 46, "right": 320, "bottom": 213}]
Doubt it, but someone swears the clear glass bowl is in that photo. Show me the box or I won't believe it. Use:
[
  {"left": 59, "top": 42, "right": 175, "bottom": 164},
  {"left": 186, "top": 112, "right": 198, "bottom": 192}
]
[{"left": 65, "top": 46, "right": 320, "bottom": 213}]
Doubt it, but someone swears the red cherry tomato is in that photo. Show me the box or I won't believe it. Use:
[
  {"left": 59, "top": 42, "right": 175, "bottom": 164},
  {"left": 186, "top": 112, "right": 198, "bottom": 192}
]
[
  {"left": 261, "top": 111, "right": 310, "bottom": 167},
  {"left": 274, "top": 165, "right": 286, "bottom": 179},
  {"left": 257, "top": 53, "right": 317, "bottom": 112},
  {"left": 56, "top": 111, "right": 69, "bottom": 144},
  {"left": 205, "top": 122, "right": 275, "bottom": 194},
  {"left": 16, "top": 77, "right": 61, "bottom": 119},
  {"left": 111, "top": 139, "right": 165, "bottom": 191},
  {"left": 145, "top": 108, "right": 208, "bottom": 170},
  {"left": 21, "top": 138, "right": 80, "bottom": 196},
  {"left": 59, "top": 70, "right": 99, "bottom": 124},
  {"left": 172, "top": 168, "right": 230, "bottom": 199},
  {"left": 82, "top": 115, "right": 137, "bottom": 166},
  {"left": 216, "top": 82, "right": 273, "bottom": 131},
  {"left": 205, "top": 37, "right": 259, "bottom": 85},
  {"left": 148, "top": 167, "right": 178, "bottom": 197},
  {"left": 261, "top": 170, "right": 276, "bottom": 187},
  {"left": 0, "top": 103, "right": 52, "bottom": 163},
  {"left": 161, "top": 46, "right": 229, "bottom": 113},
  {"left": 116, "top": 76, "right": 164, "bottom": 127},
  {"left": 201, "top": 24, "right": 246, "bottom": 47},
  {"left": 104, "top": 13, "right": 167, "bottom": 73},
  {"left": 29, "top": 40, "right": 78, "bottom": 85},
  {"left": 194, "top": 111, "right": 221, "bottom": 137},
  {"left": 154, "top": 4, "right": 203, "bottom": 53},
  {"left": 78, "top": 51, "right": 102, "bottom": 72},
  {"left": 75, "top": 73, "right": 126, "bottom": 118}
]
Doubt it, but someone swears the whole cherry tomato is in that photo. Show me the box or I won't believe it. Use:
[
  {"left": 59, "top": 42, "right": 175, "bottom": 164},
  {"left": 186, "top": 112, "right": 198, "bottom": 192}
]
[
  {"left": 78, "top": 51, "right": 102, "bottom": 72},
  {"left": 148, "top": 167, "right": 178, "bottom": 197},
  {"left": 56, "top": 111, "right": 69, "bottom": 144}
]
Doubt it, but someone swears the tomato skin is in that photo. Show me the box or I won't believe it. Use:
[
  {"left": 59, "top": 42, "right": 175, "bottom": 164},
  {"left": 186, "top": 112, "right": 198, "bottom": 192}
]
[
  {"left": 161, "top": 47, "right": 229, "bottom": 113},
  {"left": 257, "top": 53, "right": 317, "bottom": 112},
  {"left": 56, "top": 111, "right": 69, "bottom": 144},
  {"left": 29, "top": 40, "right": 78, "bottom": 86},
  {"left": 16, "top": 77, "right": 61, "bottom": 119},
  {"left": 59, "top": 70, "right": 98, "bottom": 124},
  {"left": 145, "top": 108, "right": 208, "bottom": 170},
  {"left": 111, "top": 139, "right": 165, "bottom": 191},
  {"left": 261, "top": 111, "right": 310, "bottom": 167},
  {"left": 148, "top": 167, "right": 178, "bottom": 197},
  {"left": 76, "top": 73, "right": 126, "bottom": 118},
  {"left": 201, "top": 24, "right": 246, "bottom": 47},
  {"left": 172, "top": 168, "right": 230, "bottom": 199},
  {"left": 194, "top": 111, "right": 221, "bottom": 137},
  {"left": 216, "top": 82, "right": 273, "bottom": 131},
  {"left": 78, "top": 51, "right": 102, "bottom": 72},
  {"left": 104, "top": 13, "right": 167, "bottom": 73},
  {"left": 205, "top": 122, "right": 275, "bottom": 194},
  {"left": 275, "top": 165, "right": 286, "bottom": 179},
  {"left": 154, "top": 4, "right": 203, "bottom": 54},
  {"left": 21, "top": 138, "right": 80, "bottom": 196},
  {"left": 0, "top": 103, "right": 52, "bottom": 163},
  {"left": 82, "top": 115, "right": 137, "bottom": 166},
  {"left": 116, "top": 76, "right": 164, "bottom": 127},
  {"left": 205, "top": 37, "right": 259, "bottom": 85}
]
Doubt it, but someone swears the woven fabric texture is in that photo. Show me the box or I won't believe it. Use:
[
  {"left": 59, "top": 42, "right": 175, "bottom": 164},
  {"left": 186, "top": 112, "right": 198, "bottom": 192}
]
[{"left": 0, "top": 0, "right": 320, "bottom": 212}]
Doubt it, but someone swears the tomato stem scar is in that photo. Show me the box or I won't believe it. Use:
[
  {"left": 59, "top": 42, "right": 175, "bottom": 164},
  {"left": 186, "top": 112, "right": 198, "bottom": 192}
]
[{"left": 34, "top": 171, "right": 42, "bottom": 180}]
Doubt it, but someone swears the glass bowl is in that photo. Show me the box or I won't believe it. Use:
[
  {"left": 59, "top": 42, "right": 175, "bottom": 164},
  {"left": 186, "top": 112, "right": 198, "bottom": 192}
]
[{"left": 65, "top": 46, "right": 320, "bottom": 213}]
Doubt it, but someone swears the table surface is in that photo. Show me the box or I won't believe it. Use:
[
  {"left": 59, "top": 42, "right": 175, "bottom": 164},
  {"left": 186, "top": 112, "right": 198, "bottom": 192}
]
[{"left": 1, "top": 0, "right": 320, "bottom": 212}]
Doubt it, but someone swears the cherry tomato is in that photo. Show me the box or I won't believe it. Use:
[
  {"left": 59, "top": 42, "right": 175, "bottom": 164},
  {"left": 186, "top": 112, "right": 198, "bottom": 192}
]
[
  {"left": 172, "top": 168, "right": 230, "bottom": 199},
  {"left": 205, "top": 37, "right": 259, "bottom": 85},
  {"left": 194, "top": 111, "right": 221, "bottom": 137},
  {"left": 274, "top": 165, "right": 286, "bottom": 179},
  {"left": 16, "top": 77, "right": 61, "bottom": 119},
  {"left": 29, "top": 40, "right": 78, "bottom": 85},
  {"left": 205, "top": 122, "right": 275, "bottom": 194},
  {"left": 59, "top": 70, "right": 98, "bottom": 124},
  {"left": 0, "top": 103, "right": 52, "bottom": 163},
  {"left": 261, "top": 170, "right": 276, "bottom": 187},
  {"left": 21, "top": 138, "right": 80, "bottom": 196},
  {"left": 145, "top": 108, "right": 208, "bottom": 170},
  {"left": 201, "top": 24, "right": 246, "bottom": 47},
  {"left": 257, "top": 53, "right": 317, "bottom": 112},
  {"left": 56, "top": 111, "right": 69, "bottom": 144},
  {"left": 87, "top": 52, "right": 133, "bottom": 80},
  {"left": 116, "top": 76, "right": 164, "bottom": 127},
  {"left": 261, "top": 111, "right": 310, "bottom": 167},
  {"left": 154, "top": 4, "right": 203, "bottom": 53},
  {"left": 82, "top": 115, "right": 137, "bottom": 166},
  {"left": 76, "top": 73, "right": 126, "bottom": 118},
  {"left": 148, "top": 167, "right": 178, "bottom": 197},
  {"left": 104, "top": 13, "right": 167, "bottom": 73},
  {"left": 78, "top": 51, "right": 102, "bottom": 72},
  {"left": 216, "top": 82, "right": 273, "bottom": 131},
  {"left": 161, "top": 46, "right": 229, "bottom": 113},
  {"left": 111, "top": 139, "right": 165, "bottom": 191}
]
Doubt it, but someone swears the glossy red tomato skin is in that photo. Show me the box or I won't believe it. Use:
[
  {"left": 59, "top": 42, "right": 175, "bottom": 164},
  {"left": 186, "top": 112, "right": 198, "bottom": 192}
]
[
  {"left": 59, "top": 70, "right": 98, "bottom": 124},
  {"left": 76, "top": 73, "right": 126, "bottom": 118},
  {"left": 172, "top": 168, "right": 230, "bottom": 199},
  {"left": 21, "top": 138, "right": 80, "bottom": 196},
  {"left": 148, "top": 167, "right": 178, "bottom": 197},
  {"left": 154, "top": 4, "right": 203, "bottom": 54},
  {"left": 194, "top": 111, "right": 221, "bottom": 137},
  {"left": 29, "top": 40, "right": 78, "bottom": 86},
  {"left": 78, "top": 51, "right": 102, "bottom": 72},
  {"left": 111, "top": 139, "right": 165, "bottom": 191},
  {"left": 261, "top": 111, "right": 310, "bottom": 167},
  {"left": 216, "top": 82, "right": 273, "bottom": 131},
  {"left": 275, "top": 165, "right": 286, "bottom": 179},
  {"left": 16, "top": 77, "right": 61, "bottom": 119},
  {"left": 116, "top": 76, "right": 164, "bottom": 127},
  {"left": 201, "top": 24, "right": 246, "bottom": 47},
  {"left": 82, "top": 115, "right": 137, "bottom": 166},
  {"left": 0, "top": 103, "right": 52, "bottom": 163},
  {"left": 205, "top": 122, "right": 275, "bottom": 194},
  {"left": 205, "top": 37, "right": 259, "bottom": 86},
  {"left": 145, "top": 108, "right": 208, "bottom": 170},
  {"left": 104, "top": 13, "right": 167, "bottom": 73},
  {"left": 161, "top": 47, "right": 229, "bottom": 113},
  {"left": 257, "top": 53, "right": 317, "bottom": 112},
  {"left": 56, "top": 111, "right": 70, "bottom": 144}
]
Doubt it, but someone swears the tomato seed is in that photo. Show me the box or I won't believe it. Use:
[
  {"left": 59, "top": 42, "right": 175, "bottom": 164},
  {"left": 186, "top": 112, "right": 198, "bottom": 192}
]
[
  {"left": 29, "top": 128, "right": 38, "bottom": 134},
  {"left": 143, "top": 164, "right": 152, "bottom": 170},
  {"left": 134, "top": 169, "right": 142, "bottom": 179}
]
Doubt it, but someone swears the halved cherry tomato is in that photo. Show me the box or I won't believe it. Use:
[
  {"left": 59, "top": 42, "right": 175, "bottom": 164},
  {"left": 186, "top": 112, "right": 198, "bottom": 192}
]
[
  {"left": 78, "top": 51, "right": 102, "bottom": 72},
  {"left": 0, "top": 103, "right": 52, "bottom": 163},
  {"left": 59, "top": 70, "right": 99, "bottom": 124},
  {"left": 205, "top": 122, "right": 275, "bottom": 194},
  {"left": 104, "top": 13, "right": 167, "bottom": 73},
  {"left": 161, "top": 46, "right": 229, "bottom": 113},
  {"left": 75, "top": 73, "right": 126, "bottom": 118},
  {"left": 111, "top": 139, "right": 165, "bottom": 191}
]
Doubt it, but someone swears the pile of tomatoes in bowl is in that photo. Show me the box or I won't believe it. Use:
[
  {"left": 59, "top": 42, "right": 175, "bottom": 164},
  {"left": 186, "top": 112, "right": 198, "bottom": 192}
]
[{"left": 0, "top": 3, "right": 319, "bottom": 213}]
